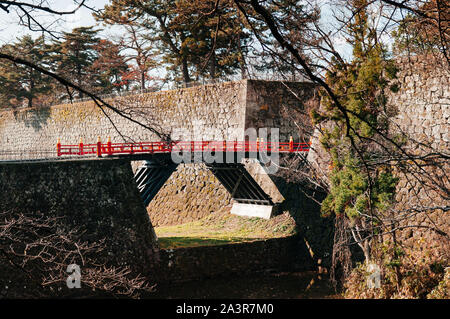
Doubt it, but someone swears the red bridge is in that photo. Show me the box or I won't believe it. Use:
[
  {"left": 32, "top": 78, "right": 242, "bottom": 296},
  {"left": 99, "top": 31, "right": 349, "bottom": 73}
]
[
  {"left": 56, "top": 137, "right": 310, "bottom": 216},
  {"left": 56, "top": 138, "right": 310, "bottom": 157}
]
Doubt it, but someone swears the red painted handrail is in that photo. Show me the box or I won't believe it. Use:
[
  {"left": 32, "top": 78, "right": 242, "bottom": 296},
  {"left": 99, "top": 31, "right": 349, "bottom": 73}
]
[{"left": 57, "top": 140, "right": 310, "bottom": 157}]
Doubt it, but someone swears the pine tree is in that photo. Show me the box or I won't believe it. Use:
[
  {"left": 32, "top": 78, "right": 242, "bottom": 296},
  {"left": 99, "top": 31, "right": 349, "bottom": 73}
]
[
  {"left": 0, "top": 35, "right": 51, "bottom": 108},
  {"left": 117, "top": 24, "right": 158, "bottom": 91},
  {"left": 252, "top": 0, "right": 319, "bottom": 79},
  {"left": 312, "top": 0, "right": 399, "bottom": 262},
  {"left": 95, "top": 0, "right": 251, "bottom": 84},
  {"left": 51, "top": 27, "right": 100, "bottom": 98},
  {"left": 392, "top": 0, "right": 449, "bottom": 56},
  {"left": 90, "top": 39, "right": 129, "bottom": 94}
]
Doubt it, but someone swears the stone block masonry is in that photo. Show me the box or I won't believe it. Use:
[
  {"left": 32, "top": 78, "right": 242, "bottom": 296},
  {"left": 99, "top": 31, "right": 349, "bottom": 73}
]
[
  {"left": 152, "top": 234, "right": 315, "bottom": 284},
  {"left": 308, "top": 54, "right": 449, "bottom": 256},
  {"left": 0, "top": 159, "right": 160, "bottom": 296},
  {"left": 0, "top": 159, "right": 159, "bottom": 271},
  {"left": 387, "top": 55, "right": 449, "bottom": 249},
  {"left": 0, "top": 79, "right": 318, "bottom": 227},
  {"left": 147, "top": 163, "right": 233, "bottom": 226},
  {"left": 0, "top": 79, "right": 316, "bottom": 158}
]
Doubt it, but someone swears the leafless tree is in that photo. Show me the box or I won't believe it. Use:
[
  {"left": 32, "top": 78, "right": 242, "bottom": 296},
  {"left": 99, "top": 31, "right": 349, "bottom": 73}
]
[
  {"left": 0, "top": 210, "right": 155, "bottom": 298},
  {"left": 226, "top": 0, "right": 449, "bottom": 287}
]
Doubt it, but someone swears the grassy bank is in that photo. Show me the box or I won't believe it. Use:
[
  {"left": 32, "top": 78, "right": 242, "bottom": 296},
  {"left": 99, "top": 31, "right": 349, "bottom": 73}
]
[{"left": 155, "top": 209, "right": 297, "bottom": 249}]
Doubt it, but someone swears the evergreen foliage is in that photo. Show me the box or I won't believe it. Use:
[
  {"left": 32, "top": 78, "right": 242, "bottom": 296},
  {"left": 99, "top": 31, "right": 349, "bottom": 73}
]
[
  {"left": 312, "top": 0, "right": 399, "bottom": 259},
  {"left": 0, "top": 36, "right": 51, "bottom": 108},
  {"left": 96, "top": 0, "right": 251, "bottom": 83}
]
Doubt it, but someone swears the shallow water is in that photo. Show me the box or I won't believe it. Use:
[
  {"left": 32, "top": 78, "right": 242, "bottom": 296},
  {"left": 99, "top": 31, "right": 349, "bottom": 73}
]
[{"left": 147, "top": 271, "right": 340, "bottom": 299}]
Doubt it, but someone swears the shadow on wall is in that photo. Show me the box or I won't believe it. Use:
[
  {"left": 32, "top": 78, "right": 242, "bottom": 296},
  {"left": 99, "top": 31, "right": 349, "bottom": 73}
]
[
  {"left": 13, "top": 106, "right": 51, "bottom": 132},
  {"left": 274, "top": 178, "right": 333, "bottom": 269},
  {"left": 151, "top": 234, "right": 315, "bottom": 284},
  {"left": 263, "top": 158, "right": 334, "bottom": 269},
  {"left": 0, "top": 160, "right": 158, "bottom": 278}
]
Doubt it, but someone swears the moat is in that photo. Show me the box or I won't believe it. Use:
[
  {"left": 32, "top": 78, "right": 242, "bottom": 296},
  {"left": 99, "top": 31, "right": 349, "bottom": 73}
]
[{"left": 148, "top": 271, "right": 339, "bottom": 299}]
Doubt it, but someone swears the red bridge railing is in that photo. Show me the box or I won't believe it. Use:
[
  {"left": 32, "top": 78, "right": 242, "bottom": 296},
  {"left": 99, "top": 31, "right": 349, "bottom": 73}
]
[{"left": 56, "top": 137, "right": 310, "bottom": 157}]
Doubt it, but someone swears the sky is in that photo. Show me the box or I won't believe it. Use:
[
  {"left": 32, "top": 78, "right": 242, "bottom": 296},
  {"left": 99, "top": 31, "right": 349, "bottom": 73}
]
[{"left": 0, "top": 0, "right": 111, "bottom": 44}]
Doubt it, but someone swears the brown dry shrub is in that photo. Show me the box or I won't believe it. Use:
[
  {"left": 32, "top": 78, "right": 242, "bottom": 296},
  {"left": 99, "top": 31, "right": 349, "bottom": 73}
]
[{"left": 344, "top": 239, "right": 449, "bottom": 299}]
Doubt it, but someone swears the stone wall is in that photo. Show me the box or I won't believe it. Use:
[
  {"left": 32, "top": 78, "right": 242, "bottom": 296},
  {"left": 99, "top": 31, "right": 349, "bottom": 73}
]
[
  {"left": 147, "top": 163, "right": 232, "bottom": 226},
  {"left": 0, "top": 79, "right": 318, "bottom": 228},
  {"left": 0, "top": 81, "right": 249, "bottom": 160},
  {"left": 0, "top": 159, "right": 159, "bottom": 269},
  {"left": 389, "top": 55, "right": 449, "bottom": 151},
  {"left": 0, "top": 79, "right": 316, "bottom": 159},
  {"left": 0, "top": 159, "right": 159, "bottom": 297},
  {"left": 387, "top": 55, "right": 449, "bottom": 250},
  {"left": 266, "top": 170, "right": 334, "bottom": 268},
  {"left": 245, "top": 81, "right": 317, "bottom": 143},
  {"left": 152, "top": 235, "right": 314, "bottom": 283},
  {"left": 308, "top": 55, "right": 449, "bottom": 256}
]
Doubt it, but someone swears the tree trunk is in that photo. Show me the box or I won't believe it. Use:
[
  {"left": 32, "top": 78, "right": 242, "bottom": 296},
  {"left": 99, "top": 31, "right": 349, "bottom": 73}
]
[
  {"left": 115, "top": 74, "right": 121, "bottom": 94},
  {"left": 238, "top": 33, "right": 247, "bottom": 79},
  {"left": 76, "top": 50, "right": 83, "bottom": 99},
  {"left": 182, "top": 57, "right": 191, "bottom": 85},
  {"left": 77, "top": 65, "right": 83, "bottom": 99},
  {"left": 362, "top": 240, "right": 371, "bottom": 262},
  {"left": 141, "top": 71, "right": 146, "bottom": 92},
  {"left": 27, "top": 96, "right": 33, "bottom": 108},
  {"left": 210, "top": 50, "right": 216, "bottom": 80},
  {"left": 28, "top": 67, "right": 34, "bottom": 108},
  {"left": 351, "top": 224, "right": 371, "bottom": 262},
  {"left": 179, "top": 33, "right": 191, "bottom": 85}
]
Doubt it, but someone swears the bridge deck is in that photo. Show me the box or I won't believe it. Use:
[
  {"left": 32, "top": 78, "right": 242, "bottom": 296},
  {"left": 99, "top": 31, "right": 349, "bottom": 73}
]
[{"left": 57, "top": 140, "right": 310, "bottom": 158}]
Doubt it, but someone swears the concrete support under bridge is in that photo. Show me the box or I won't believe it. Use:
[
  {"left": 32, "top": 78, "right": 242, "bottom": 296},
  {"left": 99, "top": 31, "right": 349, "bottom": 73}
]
[
  {"left": 134, "top": 154, "right": 282, "bottom": 219},
  {"left": 206, "top": 163, "right": 275, "bottom": 219}
]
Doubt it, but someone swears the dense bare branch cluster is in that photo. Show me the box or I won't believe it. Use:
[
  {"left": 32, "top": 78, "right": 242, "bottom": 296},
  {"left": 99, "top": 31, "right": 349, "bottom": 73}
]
[
  {"left": 0, "top": 210, "right": 154, "bottom": 298},
  {"left": 0, "top": 1, "right": 91, "bottom": 38}
]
